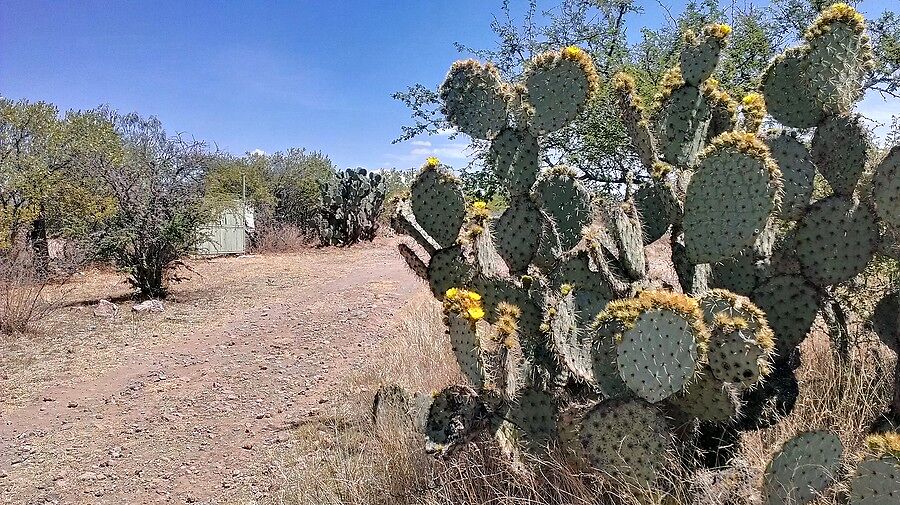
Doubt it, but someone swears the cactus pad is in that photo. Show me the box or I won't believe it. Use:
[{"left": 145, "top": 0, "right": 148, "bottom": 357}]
[
  {"left": 766, "top": 133, "right": 816, "bottom": 220},
  {"left": 439, "top": 60, "right": 509, "bottom": 140},
  {"left": 617, "top": 308, "right": 700, "bottom": 403},
  {"left": 849, "top": 456, "right": 900, "bottom": 505},
  {"left": 592, "top": 319, "right": 631, "bottom": 398},
  {"left": 763, "top": 431, "right": 843, "bottom": 505},
  {"left": 668, "top": 369, "right": 739, "bottom": 422},
  {"left": 494, "top": 196, "right": 542, "bottom": 273},
  {"left": 873, "top": 146, "right": 900, "bottom": 229},
  {"left": 508, "top": 389, "right": 558, "bottom": 448},
  {"left": 657, "top": 83, "right": 710, "bottom": 165},
  {"left": 533, "top": 167, "right": 593, "bottom": 252},
  {"left": 708, "top": 327, "right": 769, "bottom": 388},
  {"left": 445, "top": 311, "right": 485, "bottom": 387},
  {"left": 711, "top": 253, "right": 759, "bottom": 296},
  {"left": 683, "top": 133, "right": 782, "bottom": 263},
  {"left": 548, "top": 289, "right": 593, "bottom": 382},
  {"left": 805, "top": 6, "right": 871, "bottom": 116},
  {"left": 795, "top": 196, "right": 879, "bottom": 286},
  {"left": 398, "top": 243, "right": 428, "bottom": 281},
  {"left": 761, "top": 47, "right": 823, "bottom": 128},
  {"left": 753, "top": 275, "right": 819, "bottom": 359},
  {"left": 872, "top": 292, "right": 900, "bottom": 353},
  {"left": 607, "top": 203, "right": 646, "bottom": 279},
  {"left": 680, "top": 26, "right": 728, "bottom": 86},
  {"left": 411, "top": 165, "right": 466, "bottom": 248},
  {"left": 491, "top": 127, "right": 540, "bottom": 195},
  {"left": 811, "top": 114, "right": 870, "bottom": 196},
  {"left": 578, "top": 398, "right": 672, "bottom": 484},
  {"left": 427, "top": 246, "right": 473, "bottom": 299},
  {"left": 635, "top": 184, "right": 676, "bottom": 245},
  {"left": 523, "top": 47, "right": 599, "bottom": 135}
]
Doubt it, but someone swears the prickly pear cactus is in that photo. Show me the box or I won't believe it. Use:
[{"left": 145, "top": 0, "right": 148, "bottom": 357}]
[
  {"left": 318, "top": 167, "right": 386, "bottom": 246},
  {"left": 382, "top": 1, "right": 900, "bottom": 495}
]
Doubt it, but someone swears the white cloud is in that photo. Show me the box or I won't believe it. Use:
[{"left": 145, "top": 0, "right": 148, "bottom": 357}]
[
  {"left": 250, "top": 148, "right": 267, "bottom": 156},
  {"left": 410, "top": 140, "right": 432, "bottom": 147},
  {"left": 410, "top": 142, "right": 470, "bottom": 159}
]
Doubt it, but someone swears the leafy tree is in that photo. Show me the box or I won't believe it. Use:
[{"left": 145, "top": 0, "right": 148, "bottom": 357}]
[
  {"left": 93, "top": 112, "right": 209, "bottom": 299},
  {"left": 262, "top": 148, "right": 336, "bottom": 232},
  {"left": 203, "top": 152, "right": 274, "bottom": 213},
  {"left": 0, "top": 100, "right": 119, "bottom": 270}
]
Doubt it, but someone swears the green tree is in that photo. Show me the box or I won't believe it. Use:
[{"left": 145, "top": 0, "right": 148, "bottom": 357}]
[
  {"left": 0, "top": 99, "right": 120, "bottom": 270},
  {"left": 263, "top": 148, "right": 336, "bottom": 231},
  {"left": 203, "top": 152, "right": 274, "bottom": 213}
]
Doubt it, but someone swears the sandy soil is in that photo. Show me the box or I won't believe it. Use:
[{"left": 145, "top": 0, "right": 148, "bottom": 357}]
[{"left": 0, "top": 238, "right": 425, "bottom": 504}]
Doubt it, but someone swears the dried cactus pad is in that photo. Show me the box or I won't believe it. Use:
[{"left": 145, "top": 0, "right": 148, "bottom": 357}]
[
  {"left": 578, "top": 398, "right": 672, "bottom": 485},
  {"left": 490, "top": 127, "right": 540, "bottom": 195},
  {"left": 533, "top": 167, "right": 593, "bottom": 252},
  {"left": 761, "top": 47, "right": 823, "bottom": 128},
  {"left": 494, "top": 196, "right": 542, "bottom": 273},
  {"left": 811, "top": 114, "right": 870, "bottom": 196},
  {"left": 617, "top": 308, "right": 700, "bottom": 403},
  {"left": 766, "top": 133, "right": 816, "bottom": 220},
  {"left": 763, "top": 431, "right": 843, "bottom": 505},
  {"left": 425, "top": 385, "right": 490, "bottom": 455},
  {"left": 667, "top": 368, "right": 739, "bottom": 422},
  {"left": 524, "top": 47, "right": 598, "bottom": 135},
  {"left": 607, "top": 203, "right": 646, "bottom": 279},
  {"left": 684, "top": 134, "right": 781, "bottom": 263},
  {"left": 753, "top": 275, "right": 819, "bottom": 359},
  {"left": 439, "top": 60, "right": 509, "bottom": 140},
  {"left": 849, "top": 456, "right": 900, "bottom": 505},
  {"left": 410, "top": 165, "right": 466, "bottom": 248},
  {"left": 795, "top": 196, "right": 879, "bottom": 287},
  {"left": 873, "top": 146, "right": 900, "bottom": 229}
]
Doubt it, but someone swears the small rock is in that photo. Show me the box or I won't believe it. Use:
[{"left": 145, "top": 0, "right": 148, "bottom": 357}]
[
  {"left": 132, "top": 299, "right": 164, "bottom": 314},
  {"left": 93, "top": 300, "right": 119, "bottom": 318}
]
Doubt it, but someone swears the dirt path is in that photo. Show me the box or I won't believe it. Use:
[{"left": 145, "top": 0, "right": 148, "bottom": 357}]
[{"left": 0, "top": 238, "right": 425, "bottom": 504}]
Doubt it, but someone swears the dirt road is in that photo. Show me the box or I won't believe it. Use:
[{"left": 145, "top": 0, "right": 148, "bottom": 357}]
[{"left": 0, "top": 238, "right": 425, "bottom": 504}]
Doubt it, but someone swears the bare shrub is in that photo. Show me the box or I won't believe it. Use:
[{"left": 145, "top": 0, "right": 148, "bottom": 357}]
[
  {"left": 0, "top": 245, "right": 67, "bottom": 335},
  {"left": 271, "top": 297, "right": 896, "bottom": 505},
  {"left": 251, "top": 222, "right": 314, "bottom": 254}
]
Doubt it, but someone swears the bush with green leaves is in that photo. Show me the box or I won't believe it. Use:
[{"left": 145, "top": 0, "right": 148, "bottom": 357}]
[
  {"left": 93, "top": 113, "right": 210, "bottom": 299},
  {"left": 387, "top": 3, "right": 900, "bottom": 499}
]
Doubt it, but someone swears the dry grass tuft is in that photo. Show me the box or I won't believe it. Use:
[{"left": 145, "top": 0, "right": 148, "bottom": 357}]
[
  {"left": 270, "top": 295, "right": 897, "bottom": 505},
  {"left": 0, "top": 245, "right": 69, "bottom": 336}
]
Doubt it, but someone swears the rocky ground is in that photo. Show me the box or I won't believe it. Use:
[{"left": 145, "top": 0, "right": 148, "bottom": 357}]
[{"left": 0, "top": 238, "right": 424, "bottom": 504}]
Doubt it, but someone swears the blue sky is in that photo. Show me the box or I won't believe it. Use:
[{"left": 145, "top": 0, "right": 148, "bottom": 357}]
[{"left": 1, "top": 1, "right": 898, "bottom": 171}]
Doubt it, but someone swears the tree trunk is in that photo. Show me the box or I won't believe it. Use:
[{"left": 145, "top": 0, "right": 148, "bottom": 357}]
[{"left": 29, "top": 212, "right": 50, "bottom": 277}]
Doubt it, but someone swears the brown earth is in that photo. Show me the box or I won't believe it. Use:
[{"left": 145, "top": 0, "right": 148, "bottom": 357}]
[{"left": 0, "top": 238, "right": 425, "bottom": 504}]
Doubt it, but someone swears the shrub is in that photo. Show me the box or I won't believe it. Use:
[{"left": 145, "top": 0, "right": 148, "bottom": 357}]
[
  {"left": 93, "top": 113, "right": 210, "bottom": 299},
  {"left": 0, "top": 243, "right": 63, "bottom": 335}
]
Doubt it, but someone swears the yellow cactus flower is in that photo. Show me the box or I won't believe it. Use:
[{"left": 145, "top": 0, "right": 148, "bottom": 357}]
[
  {"left": 425, "top": 156, "right": 440, "bottom": 168},
  {"left": 473, "top": 201, "right": 487, "bottom": 210},
  {"left": 705, "top": 23, "right": 732, "bottom": 39},
  {"left": 562, "top": 45, "right": 584, "bottom": 59},
  {"left": 467, "top": 291, "right": 482, "bottom": 302},
  {"left": 467, "top": 306, "right": 486, "bottom": 320},
  {"left": 446, "top": 287, "right": 459, "bottom": 299}
]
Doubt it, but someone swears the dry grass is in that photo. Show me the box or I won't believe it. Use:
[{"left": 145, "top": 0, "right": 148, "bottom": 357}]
[
  {"left": 252, "top": 223, "right": 317, "bottom": 253},
  {"left": 269, "top": 293, "right": 896, "bottom": 505},
  {"left": 0, "top": 245, "right": 69, "bottom": 335}
]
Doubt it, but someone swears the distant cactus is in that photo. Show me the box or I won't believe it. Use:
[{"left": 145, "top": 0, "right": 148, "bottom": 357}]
[
  {"left": 317, "top": 168, "right": 386, "bottom": 246},
  {"left": 387, "top": 2, "right": 899, "bottom": 495}
]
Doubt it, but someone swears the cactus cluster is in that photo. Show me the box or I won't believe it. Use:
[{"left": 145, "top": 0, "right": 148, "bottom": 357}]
[
  {"left": 384, "top": 2, "right": 900, "bottom": 497},
  {"left": 317, "top": 167, "right": 386, "bottom": 246}
]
